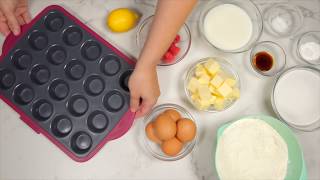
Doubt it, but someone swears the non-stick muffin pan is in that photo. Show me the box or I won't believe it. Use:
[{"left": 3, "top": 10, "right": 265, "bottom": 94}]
[{"left": 0, "top": 5, "right": 135, "bottom": 162}]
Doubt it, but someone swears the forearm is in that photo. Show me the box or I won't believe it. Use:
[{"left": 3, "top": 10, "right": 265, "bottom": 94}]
[{"left": 136, "top": 0, "right": 197, "bottom": 69}]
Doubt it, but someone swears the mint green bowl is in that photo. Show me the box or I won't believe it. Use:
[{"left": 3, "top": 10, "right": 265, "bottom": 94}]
[{"left": 215, "top": 115, "right": 307, "bottom": 180}]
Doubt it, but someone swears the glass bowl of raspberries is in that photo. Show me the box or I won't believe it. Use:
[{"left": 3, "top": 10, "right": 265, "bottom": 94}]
[{"left": 136, "top": 15, "right": 192, "bottom": 66}]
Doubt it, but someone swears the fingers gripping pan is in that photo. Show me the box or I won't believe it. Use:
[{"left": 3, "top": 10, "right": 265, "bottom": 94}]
[{"left": 0, "top": 5, "right": 136, "bottom": 162}]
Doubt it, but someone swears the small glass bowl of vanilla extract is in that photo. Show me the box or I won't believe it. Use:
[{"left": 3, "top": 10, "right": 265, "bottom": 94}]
[{"left": 250, "top": 41, "right": 286, "bottom": 77}]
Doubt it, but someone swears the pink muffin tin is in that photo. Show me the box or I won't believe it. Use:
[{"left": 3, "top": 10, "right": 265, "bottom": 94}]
[{"left": 0, "top": 5, "right": 136, "bottom": 162}]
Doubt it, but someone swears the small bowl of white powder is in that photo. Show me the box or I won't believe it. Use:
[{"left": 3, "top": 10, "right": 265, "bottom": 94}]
[
  {"left": 297, "top": 31, "right": 320, "bottom": 65},
  {"left": 264, "top": 3, "right": 304, "bottom": 38},
  {"left": 272, "top": 66, "right": 320, "bottom": 131},
  {"left": 199, "top": 0, "right": 263, "bottom": 53}
]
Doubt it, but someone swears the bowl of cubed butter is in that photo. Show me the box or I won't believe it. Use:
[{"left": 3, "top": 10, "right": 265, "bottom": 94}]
[{"left": 184, "top": 57, "right": 240, "bottom": 112}]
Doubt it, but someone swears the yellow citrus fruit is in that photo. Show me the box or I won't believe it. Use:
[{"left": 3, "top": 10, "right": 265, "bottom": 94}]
[{"left": 107, "top": 8, "right": 139, "bottom": 33}]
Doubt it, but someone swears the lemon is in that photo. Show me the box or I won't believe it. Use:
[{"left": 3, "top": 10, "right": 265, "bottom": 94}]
[{"left": 107, "top": 8, "right": 139, "bottom": 33}]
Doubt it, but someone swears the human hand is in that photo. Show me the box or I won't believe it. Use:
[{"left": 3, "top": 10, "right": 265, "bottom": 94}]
[
  {"left": 0, "top": 0, "right": 31, "bottom": 36},
  {"left": 129, "top": 64, "right": 160, "bottom": 118}
]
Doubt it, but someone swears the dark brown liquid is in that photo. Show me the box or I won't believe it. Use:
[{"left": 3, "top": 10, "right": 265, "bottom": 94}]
[{"left": 253, "top": 51, "right": 273, "bottom": 72}]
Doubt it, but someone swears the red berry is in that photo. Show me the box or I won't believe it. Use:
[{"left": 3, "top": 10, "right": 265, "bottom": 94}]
[
  {"left": 174, "top": 35, "right": 181, "bottom": 43},
  {"left": 163, "top": 52, "right": 175, "bottom": 63},
  {"left": 169, "top": 44, "right": 181, "bottom": 56}
]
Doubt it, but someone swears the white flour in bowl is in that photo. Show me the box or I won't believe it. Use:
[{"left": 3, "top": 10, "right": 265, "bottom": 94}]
[
  {"left": 274, "top": 68, "right": 320, "bottom": 126},
  {"left": 216, "top": 118, "right": 288, "bottom": 180}
]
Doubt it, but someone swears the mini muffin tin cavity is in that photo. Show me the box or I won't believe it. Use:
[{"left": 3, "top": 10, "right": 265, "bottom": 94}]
[{"left": 0, "top": 8, "right": 134, "bottom": 159}]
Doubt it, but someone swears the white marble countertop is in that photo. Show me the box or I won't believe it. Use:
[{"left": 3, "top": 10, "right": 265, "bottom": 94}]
[{"left": 0, "top": 0, "right": 319, "bottom": 179}]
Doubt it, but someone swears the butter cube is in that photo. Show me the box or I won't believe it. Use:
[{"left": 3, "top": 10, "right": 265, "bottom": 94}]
[
  {"left": 193, "top": 98, "right": 210, "bottom": 110},
  {"left": 231, "top": 88, "right": 240, "bottom": 99},
  {"left": 201, "top": 99, "right": 211, "bottom": 107},
  {"left": 195, "top": 64, "right": 208, "bottom": 77},
  {"left": 214, "top": 97, "right": 225, "bottom": 110},
  {"left": 208, "top": 85, "right": 221, "bottom": 97},
  {"left": 210, "top": 74, "right": 224, "bottom": 88},
  {"left": 191, "top": 91, "right": 200, "bottom": 100},
  {"left": 191, "top": 94, "right": 199, "bottom": 101},
  {"left": 198, "top": 85, "right": 212, "bottom": 100},
  {"left": 188, "top": 77, "right": 199, "bottom": 93},
  {"left": 198, "top": 74, "right": 211, "bottom": 85},
  {"left": 209, "top": 85, "right": 215, "bottom": 93},
  {"left": 217, "top": 82, "right": 233, "bottom": 98},
  {"left": 225, "top": 78, "right": 236, "bottom": 87},
  {"left": 193, "top": 99, "right": 201, "bottom": 109},
  {"left": 204, "top": 60, "right": 220, "bottom": 75},
  {"left": 209, "top": 95, "right": 217, "bottom": 104}
]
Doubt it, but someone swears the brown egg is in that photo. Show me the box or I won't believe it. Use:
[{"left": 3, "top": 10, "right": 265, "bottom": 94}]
[
  {"left": 176, "top": 118, "right": 196, "bottom": 143},
  {"left": 145, "top": 122, "right": 162, "bottom": 144},
  {"left": 153, "top": 113, "right": 176, "bottom": 141},
  {"left": 164, "top": 109, "right": 181, "bottom": 122},
  {"left": 161, "top": 137, "right": 183, "bottom": 156}
]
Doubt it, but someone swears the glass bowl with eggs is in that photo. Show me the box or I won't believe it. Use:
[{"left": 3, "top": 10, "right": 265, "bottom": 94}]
[
  {"left": 142, "top": 104, "right": 197, "bottom": 161},
  {"left": 199, "top": 0, "right": 263, "bottom": 53},
  {"left": 184, "top": 57, "right": 241, "bottom": 112}
]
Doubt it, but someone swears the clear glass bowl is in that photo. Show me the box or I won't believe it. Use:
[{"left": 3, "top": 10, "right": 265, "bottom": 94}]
[
  {"left": 250, "top": 41, "right": 286, "bottom": 77},
  {"left": 297, "top": 31, "right": 320, "bottom": 65},
  {"left": 142, "top": 103, "right": 197, "bottom": 161},
  {"left": 199, "top": 0, "right": 263, "bottom": 53},
  {"left": 264, "top": 3, "right": 304, "bottom": 38},
  {"left": 184, "top": 57, "right": 241, "bottom": 112},
  {"left": 136, "top": 15, "right": 191, "bottom": 66},
  {"left": 271, "top": 66, "right": 320, "bottom": 131}
]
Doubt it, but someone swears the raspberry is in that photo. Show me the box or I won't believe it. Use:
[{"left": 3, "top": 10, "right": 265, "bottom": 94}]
[
  {"left": 174, "top": 35, "right": 181, "bottom": 43},
  {"left": 163, "top": 52, "right": 175, "bottom": 63},
  {"left": 169, "top": 44, "right": 181, "bottom": 56}
]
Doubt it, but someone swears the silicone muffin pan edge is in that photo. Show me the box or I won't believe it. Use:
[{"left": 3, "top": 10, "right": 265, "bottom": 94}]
[{"left": 0, "top": 5, "right": 136, "bottom": 162}]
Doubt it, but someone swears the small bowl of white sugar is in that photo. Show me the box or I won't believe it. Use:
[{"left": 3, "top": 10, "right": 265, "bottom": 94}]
[
  {"left": 263, "top": 3, "right": 304, "bottom": 38},
  {"left": 271, "top": 66, "right": 320, "bottom": 131},
  {"left": 297, "top": 31, "right": 320, "bottom": 65}
]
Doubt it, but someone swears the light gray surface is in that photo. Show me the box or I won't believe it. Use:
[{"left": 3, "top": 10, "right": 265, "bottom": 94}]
[{"left": 0, "top": 0, "right": 319, "bottom": 179}]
